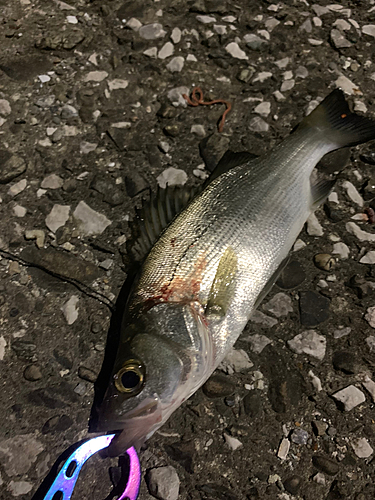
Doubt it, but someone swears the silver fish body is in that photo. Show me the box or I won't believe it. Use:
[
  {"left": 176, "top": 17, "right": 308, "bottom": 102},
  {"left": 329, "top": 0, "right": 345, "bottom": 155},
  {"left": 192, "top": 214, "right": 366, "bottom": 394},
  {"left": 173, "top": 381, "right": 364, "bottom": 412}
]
[{"left": 97, "top": 90, "right": 375, "bottom": 454}]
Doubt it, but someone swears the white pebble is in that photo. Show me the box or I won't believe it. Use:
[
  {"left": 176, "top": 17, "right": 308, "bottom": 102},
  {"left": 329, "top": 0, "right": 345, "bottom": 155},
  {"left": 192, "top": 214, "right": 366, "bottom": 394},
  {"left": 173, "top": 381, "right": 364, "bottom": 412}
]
[
  {"left": 158, "top": 42, "right": 174, "bottom": 59},
  {"left": 332, "top": 385, "right": 366, "bottom": 411},
  {"left": 61, "top": 295, "right": 79, "bottom": 325},
  {"left": 288, "top": 330, "right": 326, "bottom": 361},
  {"left": 143, "top": 47, "right": 158, "bottom": 58},
  {"left": 196, "top": 15, "right": 216, "bottom": 24},
  {"left": 108, "top": 79, "right": 129, "bottom": 90},
  {"left": 351, "top": 438, "right": 373, "bottom": 458},
  {"left": 306, "top": 212, "right": 324, "bottom": 236},
  {"left": 280, "top": 79, "right": 295, "bottom": 92},
  {"left": 308, "top": 370, "right": 322, "bottom": 392},
  {"left": 254, "top": 101, "right": 271, "bottom": 117},
  {"left": 126, "top": 18, "right": 142, "bottom": 31},
  {"left": 225, "top": 42, "right": 248, "bottom": 60},
  {"left": 224, "top": 433, "right": 243, "bottom": 451},
  {"left": 171, "top": 27, "right": 181, "bottom": 44},
  {"left": 293, "top": 239, "right": 306, "bottom": 251},
  {"left": 0, "top": 99, "right": 11, "bottom": 116},
  {"left": 8, "top": 179, "right": 27, "bottom": 197},
  {"left": 66, "top": 15, "right": 78, "bottom": 24},
  {"left": 253, "top": 71, "right": 272, "bottom": 83},
  {"left": 342, "top": 180, "right": 363, "bottom": 207},
  {"left": 186, "top": 54, "right": 197, "bottom": 62},
  {"left": 277, "top": 438, "right": 290, "bottom": 460},
  {"left": 360, "top": 251, "right": 375, "bottom": 264},
  {"left": 157, "top": 167, "right": 188, "bottom": 189},
  {"left": 332, "top": 242, "right": 350, "bottom": 259},
  {"left": 73, "top": 201, "right": 112, "bottom": 236},
  {"left": 362, "top": 375, "right": 375, "bottom": 402},
  {"left": 335, "top": 75, "right": 362, "bottom": 95},
  {"left": 41, "top": 174, "right": 64, "bottom": 189},
  {"left": 346, "top": 222, "right": 375, "bottom": 242},
  {"left": 362, "top": 25, "right": 375, "bottom": 38},
  {"left": 365, "top": 307, "right": 375, "bottom": 328},
  {"left": 84, "top": 71, "right": 108, "bottom": 82},
  {"left": 166, "top": 57, "right": 184, "bottom": 73}
]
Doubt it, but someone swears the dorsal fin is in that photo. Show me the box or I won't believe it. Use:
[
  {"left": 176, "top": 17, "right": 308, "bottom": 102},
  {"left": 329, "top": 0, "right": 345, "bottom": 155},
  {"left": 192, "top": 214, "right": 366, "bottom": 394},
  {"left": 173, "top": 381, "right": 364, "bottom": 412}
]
[
  {"left": 127, "top": 150, "right": 257, "bottom": 263},
  {"left": 127, "top": 185, "right": 200, "bottom": 262}
]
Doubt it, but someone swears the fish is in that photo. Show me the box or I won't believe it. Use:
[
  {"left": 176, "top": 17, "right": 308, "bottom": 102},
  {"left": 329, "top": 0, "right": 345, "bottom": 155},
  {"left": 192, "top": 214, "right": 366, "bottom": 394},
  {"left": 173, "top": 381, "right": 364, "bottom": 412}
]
[{"left": 96, "top": 89, "right": 375, "bottom": 455}]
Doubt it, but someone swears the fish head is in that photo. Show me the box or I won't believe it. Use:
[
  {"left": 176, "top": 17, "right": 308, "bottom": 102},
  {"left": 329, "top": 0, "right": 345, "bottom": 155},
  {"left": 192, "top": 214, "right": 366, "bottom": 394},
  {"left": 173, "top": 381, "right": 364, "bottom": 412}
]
[{"left": 96, "top": 303, "right": 208, "bottom": 455}]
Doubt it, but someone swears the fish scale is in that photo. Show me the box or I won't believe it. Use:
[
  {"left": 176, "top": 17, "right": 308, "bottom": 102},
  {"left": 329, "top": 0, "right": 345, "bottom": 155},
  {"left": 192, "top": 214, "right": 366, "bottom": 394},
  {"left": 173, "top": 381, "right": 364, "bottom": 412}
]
[{"left": 97, "top": 89, "right": 375, "bottom": 455}]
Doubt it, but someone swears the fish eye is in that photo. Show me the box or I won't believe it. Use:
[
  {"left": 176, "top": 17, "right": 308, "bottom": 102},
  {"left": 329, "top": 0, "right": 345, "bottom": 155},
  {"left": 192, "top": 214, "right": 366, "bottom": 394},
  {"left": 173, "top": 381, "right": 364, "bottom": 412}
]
[{"left": 114, "top": 360, "right": 145, "bottom": 395}]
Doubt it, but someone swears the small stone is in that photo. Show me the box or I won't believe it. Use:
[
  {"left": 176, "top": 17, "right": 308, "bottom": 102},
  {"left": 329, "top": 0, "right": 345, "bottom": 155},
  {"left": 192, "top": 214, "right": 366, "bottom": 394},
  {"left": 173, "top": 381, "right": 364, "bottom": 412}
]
[
  {"left": 277, "top": 438, "right": 290, "bottom": 460},
  {"left": 244, "top": 33, "right": 267, "bottom": 50},
  {"left": 333, "top": 326, "right": 351, "bottom": 339},
  {"left": 8, "top": 179, "right": 27, "bottom": 197},
  {"left": 253, "top": 71, "right": 272, "bottom": 83},
  {"left": 38, "top": 75, "right": 51, "bottom": 83},
  {"left": 249, "top": 310, "right": 278, "bottom": 328},
  {"left": 275, "top": 57, "right": 289, "bottom": 69},
  {"left": 354, "top": 101, "right": 368, "bottom": 113},
  {"left": 143, "top": 47, "right": 157, "bottom": 58},
  {"left": 167, "top": 86, "right": 190, "bottom": 107},
  {"left": 83, "top": 71, "right": 108, "bottom": 82},
  {"left": 280, "top": 79, "right": 295, "bottom": 92},
  {"left": 80, "top": 141, "right": 97, "bottom": 154},
  {"left": 0, "top": 99, "right": 11, "bottom": 116},
  {"left": 254, "top": 102, "right": 271, "bottom": 117},
  {"left": 362, "top": 25, "right": 375, "bottom": 38},
  {"left": 330, "top": 29, "right": 352, "bottom": 48},
  {"left": 313, "top": 473, "right": 326, "bottom": 485},
  {"left": 246, "top": 334, "right": 272, "bottom": 354},
  {"left": 42, "top": 415, "right": 73, "bottom": 434},
  {"left": 213, "top": 24, "right": 226, "bottom": 35},
  {"left": 146, "top": 466, "right": 180, "bottom": 500},
  {"left": 157, "top": 167, "right": 188, "bottom": 189},
  {"left": 342, "top": 180, "right": 364, "bottom": 206},
  {"left": 299, "top": 18, "right": 312, "bottom": 33},
  {"left": 158, "top": 42, "right": 174, "bottom": 59},
  {"left": 0, "top": 336, "right": 6, "bottom": 361},
  {"left": 78, "top": 366, "right": 97, "bottom": 383},
  {"left": 283, "top": 476, "right": 302, "bottom": 495},
  {"left": 263, "top": 293, "right": 293, "bottom": 318},
  {"left": 362, "top": 375, "right": 375, "bottom": 402},
  {"left": 61, "top": 295, "right": 79, "bottom": 325},
  {"left": 335, "top": 75, "right": 362, "bottom": 95},
  {"left": 196, "top": 15, "right": 216, "bottom": 24},
  {"left": 13, "top": 205, "right": 27, "bottom": 217},
  {"left": 171, "top": 27, "right": 181, "bottom": 44},
  {"left": 0, "top": 154, "right": 27, "bottom": 184},
  {"left": 202, "top": 374, "right": 235, "bottom": 398},
  {"left": 186, "top": 54, "right": 197, "bottom": 62},
  {"left": 126, "top": 18, "right": 142, "bottom": 31},
  {"left": 25, "top": 229, "right": 45, "bottom": 248},
  {"left": 308, "top": 370, "right": 323, "bottom": 392},
  {"left": 66, "top": 15, "right": 78, "bottom": 24},
  {"left": 312, "top": 455, "right": 339, "bottom": 476},
  {"left": 139, "top": 23, "right": 166, "bottom": 40},
  {"left": 332, "top": 385, "right": 366, "bottom": 411},
  {"left": 288, "top": 330, "right": 326, "bottom": 360},
  {"left": 291, "top": 428, "right": 309, "bottom": 445},
  {"left": 45, "top": 204, "right": 70, "bottom": 233},
  {"left": 306, "top": 213, "right": 324, "bottom": 236},
  {"left": 332, "top": 242, "right": 350, "bottom": 259},
  {"left": 225, "top": 42, "right": 248, "bottom": 60},
  {"left": 41, "top": 174, "right": 64, "bottom": 189},
  {"left": 313, "top": 253, "right": 335, "bottom": 271},
  {"left": 0, "top": 434, "right": 44, "bottom": 476},
  {"left": 166, "top": 57, "right": 184, "bottom": 73},
  {"left": 73, "top": 201, "right": 111, "bottom": 236},
  {"left": 108, "top": 79, "right": 129, "bottom": 91},
  {"left": 351, "top": 438, "right": 373, "bottom": 458},
  {"left": 365, "top": 307, "right": 375, "bottom": 328},
  {"left": 360, "top": 251, "right": 375, "bottom": 264},
  {"left": 249, "top": 116, "right": 269, "bottom": 133},
  {"left": 224, "top": 433, "right": 243, "bottom": 451},
  {"left": 312, "top": 420, "right": 328, "bottom": 436},
  {"left": 299, "top": 292, "right": 330, "bottom": 327},
  {"left": 74, "top": 382, "right": 87, "bottom": 396},
  {"left": 346, "top": 222, "right": 375, "bottom": 242},
  {"left": 219, "top": 348, "right": 253, "bottom": 374},
  {"left": 191, "top": 124, "right": 206, "bottom": 137},
  {"left": 276, "top": 260, "right": 306, "bottom": 289},
  {"left": 366, "top": 335, "right": 375, "bottom": 350},
  {"left": 24, "top": 365, "right": 42, "bottom": 381},
  {"left": 296, "top": 66, "right": 309, "bottom": 79},
  {"left": 333, "top": 19, "right": 351, "bottom": 30},
  {"left": 8, "top": 481, "right": 33, "bottom": 496}
]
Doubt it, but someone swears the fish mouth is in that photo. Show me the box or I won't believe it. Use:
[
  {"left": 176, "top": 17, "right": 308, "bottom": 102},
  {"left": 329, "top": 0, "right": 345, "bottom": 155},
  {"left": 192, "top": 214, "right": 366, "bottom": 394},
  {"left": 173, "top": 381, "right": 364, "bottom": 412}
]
[{"left": 96, "top": 397, "right": 163, "bottom": 456}]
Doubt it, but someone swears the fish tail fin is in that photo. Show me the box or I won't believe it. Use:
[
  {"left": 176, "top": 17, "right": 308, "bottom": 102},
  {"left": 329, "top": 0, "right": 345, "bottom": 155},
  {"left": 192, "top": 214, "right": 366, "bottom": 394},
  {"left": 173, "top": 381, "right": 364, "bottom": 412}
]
[{"left": 299, "top": 89, "right": 375, "bottom": 149}]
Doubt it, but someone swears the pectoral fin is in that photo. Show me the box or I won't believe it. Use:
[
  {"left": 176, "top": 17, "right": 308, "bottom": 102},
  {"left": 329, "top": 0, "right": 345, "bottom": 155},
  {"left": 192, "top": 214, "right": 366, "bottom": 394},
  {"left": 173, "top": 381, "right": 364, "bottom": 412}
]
[{"left": 206, "top": 247, "right": 237, "bottom": 317}]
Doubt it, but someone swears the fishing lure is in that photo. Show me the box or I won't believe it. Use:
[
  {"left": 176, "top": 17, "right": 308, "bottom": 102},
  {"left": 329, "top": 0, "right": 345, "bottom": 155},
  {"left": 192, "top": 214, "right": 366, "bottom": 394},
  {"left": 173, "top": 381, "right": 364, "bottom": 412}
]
[{"left": 42, "top": 434, "right": 140, "bottom": 500}]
